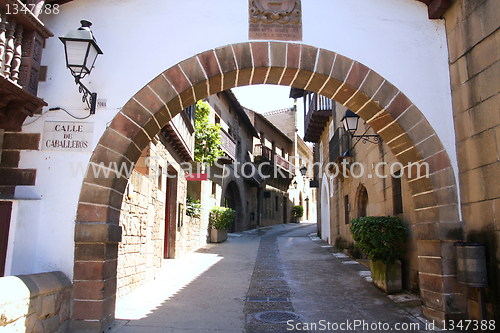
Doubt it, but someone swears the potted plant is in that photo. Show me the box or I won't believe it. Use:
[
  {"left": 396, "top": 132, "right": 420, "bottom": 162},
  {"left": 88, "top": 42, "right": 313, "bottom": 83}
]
[
  {"left": 292, "top": 205, "right": 304, "bottom": 223},
  {"left": 350, "top": 216, "right": 407, "bottom": 293},
  {"left": 209, "top": 206, "right": 235, "bottom": 243}
]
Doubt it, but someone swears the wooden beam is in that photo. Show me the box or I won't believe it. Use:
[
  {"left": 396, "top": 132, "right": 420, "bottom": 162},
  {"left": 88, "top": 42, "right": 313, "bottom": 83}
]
[{"left": 428, "top": 0, "right": 451, "bottom": 19}]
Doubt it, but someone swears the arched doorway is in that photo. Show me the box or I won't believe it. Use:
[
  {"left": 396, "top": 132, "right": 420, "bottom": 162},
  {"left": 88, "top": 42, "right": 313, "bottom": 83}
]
[
  {"left": 321, "top": 173, "right": 330, "bottom": 243},
  {"left": 299, "top": 191, "right": 303, "bottom": 222},
  {"left": 223, "top": 181, "right": 242, "bottom": 233},
  {"left": 72, "top": 42, "right": 460, "bottom": 331},
  {"left": 356, "top": 185, "right": 368, "bottom": 218}
]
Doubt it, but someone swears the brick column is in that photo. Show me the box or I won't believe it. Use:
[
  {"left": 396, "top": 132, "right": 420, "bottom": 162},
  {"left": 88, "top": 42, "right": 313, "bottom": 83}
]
[
  {"left": 71, "top": 222, "right": 122, "bottom": 332},
  {"left": 416, "top": 222, "right": 466, "bottom": 324}
]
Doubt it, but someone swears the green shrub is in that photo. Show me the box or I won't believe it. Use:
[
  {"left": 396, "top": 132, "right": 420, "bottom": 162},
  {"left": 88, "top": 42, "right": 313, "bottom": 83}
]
[
  {"left": 209, "top": 206, "right": 235, "bottom": 230},
  {"left": 350, "top": 216, "right": 407, "bottom": 264},
  {"left": 186, "top": 196, "right": 201, "bottom": 218},
  {"left": 292, "top": 205, "right": 304, "bottom": 218}
]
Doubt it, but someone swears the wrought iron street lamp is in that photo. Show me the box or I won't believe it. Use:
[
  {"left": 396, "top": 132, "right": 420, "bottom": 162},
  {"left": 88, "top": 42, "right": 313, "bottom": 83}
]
[
  {"left": 300, "top": 165, "right": 307, "bottom": 177},
  {"left": 341, "top": 110, "right": 381, "bottom": 144},
  {"left": 60, "top": 20, "right": 103, "bottom": 114}
]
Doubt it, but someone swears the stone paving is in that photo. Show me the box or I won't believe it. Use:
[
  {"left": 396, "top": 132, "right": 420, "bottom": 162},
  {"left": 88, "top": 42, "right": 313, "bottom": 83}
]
[
  {"left": 110, "top": 223, "right": 448, "bottom": 333},
  {"left": 244, "top": 225, "right": 310, "bottom": 332}
]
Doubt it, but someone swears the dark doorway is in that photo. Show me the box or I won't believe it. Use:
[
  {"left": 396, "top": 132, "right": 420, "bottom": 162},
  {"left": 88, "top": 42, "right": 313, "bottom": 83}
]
[
  {"left": 0, "top": 201, "right": 13, "bottom": 277},
  {"left": 356, "top": 185, "right": 368, "bottom": 218},
  {"left": 164, "top": 176, "right": 170, "bottom": 259},
  {"left": 224, "top": 181, "right": 242, "bottom": 232},
  {"left": 164, "top": 169, "right": 177, "bottom": 259},
  {"left": 283, "top": 196, "right": 287, "bottom": 224}
]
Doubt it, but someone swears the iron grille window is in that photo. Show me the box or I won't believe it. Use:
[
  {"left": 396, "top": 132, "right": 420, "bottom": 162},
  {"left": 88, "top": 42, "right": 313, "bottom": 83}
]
[
  {"left": 393, "top": 170, "right": 403, "bottom": 215},
  {"left": 184, "top": 104, "right": 195, "bottom": 122},
  {"left": 330, "top": 129, "right": 340, "bottom": 163},
  {"left": 330, "top": 128, "right": 350, "bottom": 163}
]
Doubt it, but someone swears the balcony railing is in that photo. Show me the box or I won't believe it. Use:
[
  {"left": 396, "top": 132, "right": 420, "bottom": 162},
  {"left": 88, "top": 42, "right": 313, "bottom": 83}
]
[
  {"left": 161, "top": 108, "right": 195, "bottom": 162},
  {"left": 303, "top": 92, "right": 333, "bottom": 143},
  {"left": 0, "top": 0, "right": 53, "bottom": 130},
  {"left": 254, "top": 143, "right": 272, "bottom": 160},
  {"left": 254, "top": 144, "right": 294, "bottom": 174},
  {"left": 220, "top": 128, "right": 236, "bottom": 161}
]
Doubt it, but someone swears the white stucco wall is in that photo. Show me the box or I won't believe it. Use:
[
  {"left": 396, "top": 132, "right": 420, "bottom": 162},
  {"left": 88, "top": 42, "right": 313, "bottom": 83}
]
[{"left": 8, "top": 0, "right": 456, "bottom": 279}]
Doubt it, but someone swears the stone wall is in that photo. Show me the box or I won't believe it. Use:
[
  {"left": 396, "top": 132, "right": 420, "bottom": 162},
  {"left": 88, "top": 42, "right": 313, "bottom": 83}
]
[
  {"left": 444, "top": 0, "right": 500, "bottom": 321},
  {"left": 0, "top": 271, "right": 72, "bottom": 332},
  {"left": 319, "top": 103, "right": 420, "bottom": 293},
  {"left": 117, "top": 137, "right": 211, "bottom": 298},
  {"left": 117, "top": 141, "right": 167, "bottom": 299},
  {"left": 117, "top": 169, "right": 164, "bottom": 299}
]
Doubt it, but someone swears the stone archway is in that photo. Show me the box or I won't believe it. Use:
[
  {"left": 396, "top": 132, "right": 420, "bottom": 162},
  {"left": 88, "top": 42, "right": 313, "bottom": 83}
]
[
  {"left": 72, "top": 42, "right": 462, "bottom": 331},
  {"left": 223, "top": 180, "right": 243, "bottom": 233}
]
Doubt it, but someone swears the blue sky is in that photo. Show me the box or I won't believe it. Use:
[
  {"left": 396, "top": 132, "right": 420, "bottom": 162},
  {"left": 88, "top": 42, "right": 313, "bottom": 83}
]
[{"left": 231, "top": 84, "right": 305, "bottom": 137}]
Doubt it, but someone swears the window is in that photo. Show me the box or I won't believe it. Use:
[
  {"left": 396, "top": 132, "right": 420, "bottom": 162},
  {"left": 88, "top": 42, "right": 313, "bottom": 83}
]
[
  {"left": 184, "top": 104, "right": 194, "bottom": 120},
  {"left": 158, "top": 166, "right": 163, "bottom": 191},
  {"left": 393, "top": 170, "right": 403, "bottom": 214},
  {"left": 344, "top": 195, "right": 350, "bottom": 224},
  {"left": 212, "top": 181, "right": 217, "bottom": 197},
  {"left": 275, "top": 195, "right": 279, "bottom": 212}
]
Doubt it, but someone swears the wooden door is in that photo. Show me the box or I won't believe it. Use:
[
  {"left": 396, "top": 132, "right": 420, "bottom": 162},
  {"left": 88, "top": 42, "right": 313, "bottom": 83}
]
[
  {"left": 164, "top": 178, "right": 170, "bottom": 259},
  {"left": 0, "top": 201, "right": 13, "bottom": 277}
]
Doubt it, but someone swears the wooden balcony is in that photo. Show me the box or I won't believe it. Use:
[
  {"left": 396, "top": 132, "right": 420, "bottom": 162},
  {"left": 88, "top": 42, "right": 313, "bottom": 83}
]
[
  {"left": 242, "top": 162, "right": 263, "bottom": 187},
  {"left": 303, "top": 92, "right": 332, "bottom": 143},
  {"left": 254, "top": 144, "right": 294, "bottom": 174},
  {"left": 0, "top": 0, "right": 53, "bottom": 131},
  {"left": 220, "top": 127, "right": 236, "bottom": 161},
  {"left": 161, "top": 107, "right": 195, "bottom": 162}
]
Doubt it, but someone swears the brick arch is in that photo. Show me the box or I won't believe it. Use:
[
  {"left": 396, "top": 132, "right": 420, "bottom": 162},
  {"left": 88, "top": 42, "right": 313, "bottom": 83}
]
[{"left": 72, "top": 42, "right": 462, "bottom": 331}]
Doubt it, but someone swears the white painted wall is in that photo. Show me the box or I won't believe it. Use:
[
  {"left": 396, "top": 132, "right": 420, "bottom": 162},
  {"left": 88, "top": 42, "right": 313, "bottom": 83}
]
[{"left": 8, "top": 0, "right": 455, "bottom": 279}]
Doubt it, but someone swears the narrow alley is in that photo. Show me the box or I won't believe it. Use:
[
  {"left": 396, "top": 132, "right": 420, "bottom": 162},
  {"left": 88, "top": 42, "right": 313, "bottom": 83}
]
[{"left": 111, "top": 223, "right": 435, "bottom": 333}]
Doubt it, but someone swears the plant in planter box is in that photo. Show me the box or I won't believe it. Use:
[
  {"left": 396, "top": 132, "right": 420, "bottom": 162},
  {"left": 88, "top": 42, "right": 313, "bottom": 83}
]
[
  {"left": 292, "top": 205, "right": 304, "bottom": 223},
  {"left": 350, "top": 216, "right": 407, "bottom": 293},
  {"left": 209, "top": 206, "right": 235, "bottom": 243}
]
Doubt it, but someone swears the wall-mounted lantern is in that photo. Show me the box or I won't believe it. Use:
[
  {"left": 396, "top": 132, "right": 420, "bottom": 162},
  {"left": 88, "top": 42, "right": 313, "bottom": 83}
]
[
  {"left": 341, "top": 110, "right": 381, "bottom": 144},
  {"left": 60, "top": 20, "right": 103, "bottom": 114},
  {"left": 300, "top": 165, "right": 307, "bottom": 177}
]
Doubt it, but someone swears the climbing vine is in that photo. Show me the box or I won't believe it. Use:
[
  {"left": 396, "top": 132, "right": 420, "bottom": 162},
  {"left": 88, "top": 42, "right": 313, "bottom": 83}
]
[{"left": 194, "top": 100, "right": 223, "bottom": 165}]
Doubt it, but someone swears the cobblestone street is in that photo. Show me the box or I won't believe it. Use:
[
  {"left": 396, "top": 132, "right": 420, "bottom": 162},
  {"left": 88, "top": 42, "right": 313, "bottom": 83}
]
[{"left": 111, "top": 223, "right": 442, "bottom": 333}]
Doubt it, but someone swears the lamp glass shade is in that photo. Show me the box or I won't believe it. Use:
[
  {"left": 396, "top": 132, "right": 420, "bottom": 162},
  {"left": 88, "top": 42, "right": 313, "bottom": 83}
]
[
  {"left": 64, "top": 40, "right": 91, "bottom": 75},
  {"left": 341, "top": 110, "right": 360, "bottom": 133},
  {"left": 63, "top": 39, "right": 101, "bottom": 77},
  {"left": 300, "top": 166, "right": 307, "bottom": 176},
  {"left": 60, "top": 21, "right": 103, "bottom": 78}
]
